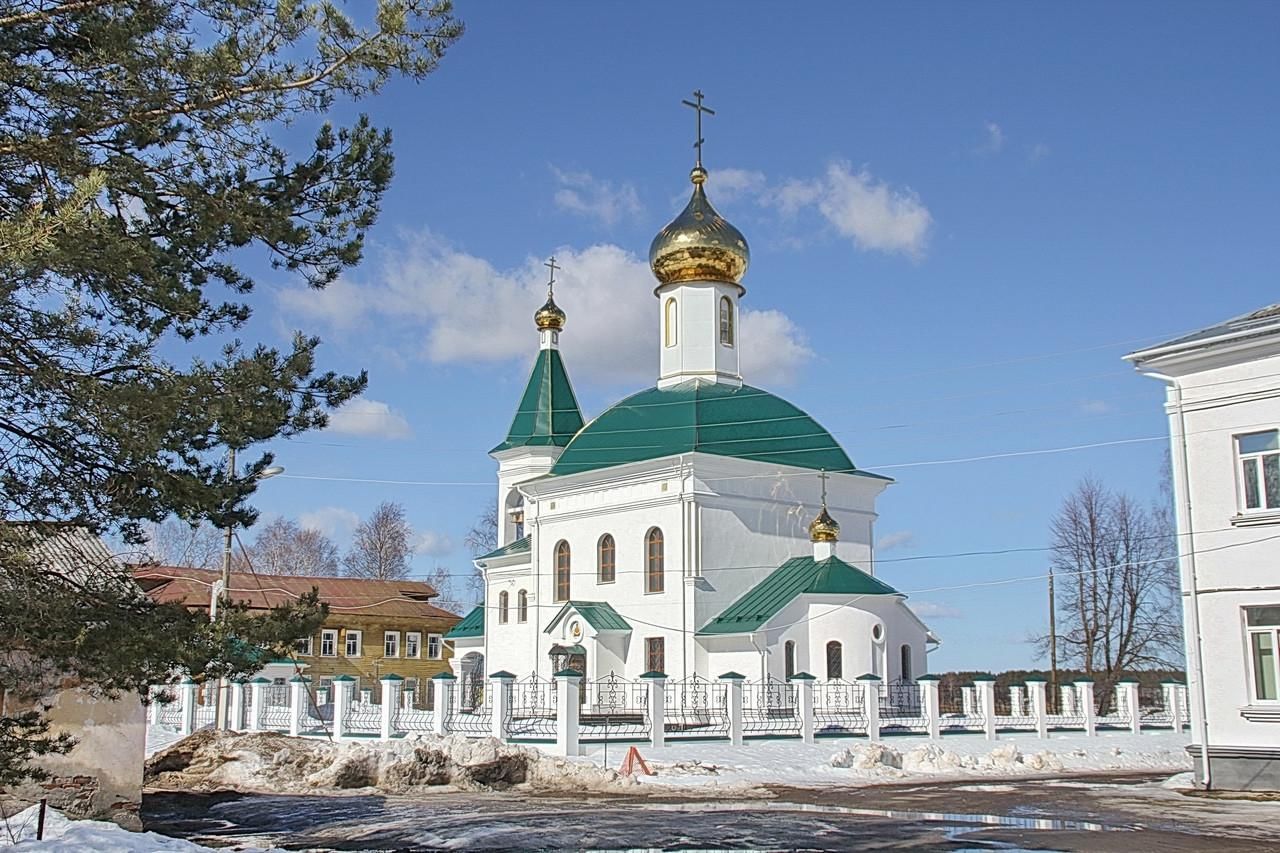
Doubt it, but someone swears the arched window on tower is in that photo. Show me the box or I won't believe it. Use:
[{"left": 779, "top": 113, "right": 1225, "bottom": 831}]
[
  {"left": 498, "top": 591, "right": 509, "bottom": 625},
  {"left": 664, "top": 298, "right": 678, "bottom": 347},
  {"left": 554, "top": 540, "right": 571, "bottom": 602},
  {"left": 505, "top": 490, "right": 525, "bottom": 541},
  {"left": 826, "top": 641, "right": 843, "bottom": 680},
  {"left": 645, "top": 528, "right": 665, "bottom": 593},
  {"left": 518, "top": 590, "right": 528, "bottom": 623},
  {"left": 597, "top": 534, "right": 615, "bottom": 583},
  {"left": 719, "top": 296, "right": 734, "bottom": 346}
]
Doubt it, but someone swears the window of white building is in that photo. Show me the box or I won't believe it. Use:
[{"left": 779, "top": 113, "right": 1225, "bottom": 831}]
[
  {"left": 384, "top": 631, "right": 400, "bottom": 658},
  {"left": 320, "top": 629, "right": 337, "bottom": 657},
  {"left": 1237, "top": 430, "right": 1280, "bottom": 512},
  {"left": 345, "top": 629, "right": 362, "bottom": 657},
  {"left": 1247, "top": 606, "right": 1280, "bottom": 701},
  {"left": 405, "top": 632, "right": 421, "bottom": 659}
]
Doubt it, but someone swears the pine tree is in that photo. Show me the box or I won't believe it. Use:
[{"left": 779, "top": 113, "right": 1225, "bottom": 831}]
[{"left": 0, "top": 0, "right": 463, "bottom": 783}]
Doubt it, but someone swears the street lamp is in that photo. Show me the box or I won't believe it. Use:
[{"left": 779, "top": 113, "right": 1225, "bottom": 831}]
[{"left": 214, "top": 448, "right": 284, "bottom": 730}]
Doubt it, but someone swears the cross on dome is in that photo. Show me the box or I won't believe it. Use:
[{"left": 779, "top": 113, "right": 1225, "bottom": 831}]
[
  {"left": 534, "top": 254, "right": 566, "bottom": 333},
  {"left": 682, "top": 89, "right": 716, "bottom": 169}
]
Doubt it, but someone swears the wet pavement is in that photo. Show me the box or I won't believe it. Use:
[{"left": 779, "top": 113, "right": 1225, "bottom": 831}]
[{"left": 142, "top": 773, "right": 1277, "bottom": 851}]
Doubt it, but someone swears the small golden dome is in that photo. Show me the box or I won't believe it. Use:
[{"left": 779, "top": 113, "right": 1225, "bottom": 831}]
[
  {"left": 649, "top": 167, "right": 750, "bottom": 291},
  {"left": 534, "top": 293, "right": 566, "bottom": 331},
  {"left": 809, "top": 506, "right": 840, "bottom": 543}
]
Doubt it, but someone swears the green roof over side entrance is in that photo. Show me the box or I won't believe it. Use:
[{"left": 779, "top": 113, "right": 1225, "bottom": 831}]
[
  {"left": 698, "top": 555, "right": 901, "bottom": 636},
  {"left": 544, "top": 600, "right": 632, "bottom": 634},
  {"left": 491, "top": 349, "right": 585, "bottom": 453},
  {"left": 444, "top": 605, "right": 484, "bottom": 639},
  {"left": 549, "top": 379, "right": 886, "bottom": 478},
  {"left": 476, "top": 535, "right": 530, "bottom": 562}
]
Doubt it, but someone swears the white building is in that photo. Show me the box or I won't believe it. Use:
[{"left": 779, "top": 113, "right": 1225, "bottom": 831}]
[
  {"left": 1127, "top": 305, "right": 1280, "bottom": 791},
  {"left": 447, "top": 154, "right": 936, "bottom": 689}
]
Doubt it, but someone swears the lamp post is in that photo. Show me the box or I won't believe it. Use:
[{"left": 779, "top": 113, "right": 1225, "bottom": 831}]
[{"left": 213, "top": 448, "right": 284, "bottom": 730}]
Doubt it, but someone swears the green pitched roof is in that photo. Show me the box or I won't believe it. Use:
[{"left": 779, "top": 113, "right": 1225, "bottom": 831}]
[
  {"left": 444, "top": 605, "right": 484, "bottom": 639},
  {"left": 698, "top": 555, "right": 901, "bottom": 636},
  {"left": 476, "top": 535, "right": 530, "bottom": 562},
  {"left": 491, "top": 349, "right": 585, "bottom": 453},
  {"left": 549, "top": 379, "right": 886, "bottom": 478},
  {"left": 544, "top": 600, "right": 632, "bottom": 634}
]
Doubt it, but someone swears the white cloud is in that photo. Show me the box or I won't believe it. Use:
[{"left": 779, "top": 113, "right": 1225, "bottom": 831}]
[
  {"left": 326, "top": 398, "right": 413, "bottom": 439},
  {"left": 413, "top": 529, "right": 454, "bottom": 557},
  {"left": 551, "top": 167, "right": 643, "bottom": 225},
  {"left": 876, "top": 530, "right": 916, "bottom": 552},
  {"left": 278, "top": 232, "right": 813, "bottom": 387},
  {"left": 814, "top": 163, "right": 932, "bottom": 257},
  {"left": 298, "top": 506, "right": 360, "bottom": 540},
  {"left": 977, "top": 121, "right": 1005, "bottom": 154},
  {"left": 707, "top": 168, "right": 767, "bottom": 203},
  {"left": 1029, "top": 142, "right": 1051, "bottom": 162},
  {"left": 910, "top": 601, "right": 963, "bottom": 620},
  {"left": 770, "top": 178, "right": 823, "bottom": 217}
]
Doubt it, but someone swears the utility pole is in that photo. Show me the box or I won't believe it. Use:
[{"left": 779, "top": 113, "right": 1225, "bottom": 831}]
[
  {"left": 1048, "top": 566, "right": 1058, "bottom": 714},
  {"left": 214, "top": 448, "right": 236, "bottom": 730}
]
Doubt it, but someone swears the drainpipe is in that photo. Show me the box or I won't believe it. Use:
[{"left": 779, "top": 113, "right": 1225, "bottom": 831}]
[
  {"left": 1145, "top": 370, "right": 1211, "bottom": 789},
  {"left": 749, "top": 632, "right": 767, "bottom": 683}
]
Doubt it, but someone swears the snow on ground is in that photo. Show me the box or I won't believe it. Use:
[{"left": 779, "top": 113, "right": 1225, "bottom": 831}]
[
  {"left": 146, "top": 724, "right": 185, "bottom": 757},
  {"left": 0, "top": 803, "right": 270, "bottom": 852},
  {"left": 575, "top": 730, "right": 1193, "bottom": 790}
]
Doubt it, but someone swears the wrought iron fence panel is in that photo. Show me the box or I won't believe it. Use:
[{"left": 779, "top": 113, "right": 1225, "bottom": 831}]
[
  {"left": 1138, "top": 686, "right": 1172, "bottom": 726},
  {"left": 346, "top": 700, "right": 382, "bottom": 734},
  {"left": 398, "top": 707, "right": 434, "bottom": 734},
  {"left": 264, "top": 684, "right": 290, "bottom": 707},
  {"left": 743, "top": 678, "right": 799, "bottom": 737},
  {"left": 447, "top": 687, "right": 492, "bottom": 738},
  {"left": 193, "top": 704, "right": 215, "bottom": 728},
  {"left": 1045, "top": 689, "right": 1085, "bottom": 731},
  {"left": 154, "top": 698, "right": 183, "bottom": 727},
  {"left": 580, "top": 672, "right": 650, "bottom": 741},
  {"left": 880, "top": 680, "right": 927, "bottom": 732},
  {"left": 664, "top": 676, "right": 729, "bottom": 739},
  {"left": 993, "top": 685, "right": 1037, "bottom": 731},
  {"left": 814, "top": 680, "right": 866, "bottom": 736},
  {"left": 936, "top": 683, "right": 984, "bottom": 732},
  {"left": 508, "top": 674, "right": 557, "bottom": 740}
]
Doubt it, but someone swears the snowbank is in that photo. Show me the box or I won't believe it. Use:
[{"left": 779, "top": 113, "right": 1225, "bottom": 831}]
[
  {"left": 146, "top": 730, "right": 631, "bottom": 796},
  {"left": 0, "top": 803, "right": 236, "bottom": 852}
]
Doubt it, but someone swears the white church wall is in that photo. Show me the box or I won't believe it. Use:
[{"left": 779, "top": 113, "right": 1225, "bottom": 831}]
[
  {"left": 483, "top": 560, "right": 538, "bottom": 678},
  {"left": 657, "top": 280, "right": 742, "bottom": 386}
]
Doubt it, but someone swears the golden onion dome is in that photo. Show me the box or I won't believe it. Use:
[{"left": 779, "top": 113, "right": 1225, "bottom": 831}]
[
  {"left": 534, "top": 292, "right": 566, "bottom": 331},
  {"left": 808, "top": 506, "right": 840, "bottom": 543},
  {"left": 649, "top": 166, "right": 750, "bottom": 291}
]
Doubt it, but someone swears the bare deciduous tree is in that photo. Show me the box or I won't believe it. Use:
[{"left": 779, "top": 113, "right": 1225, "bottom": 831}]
[
  {"left": 130, "top": 518, "right": 222, "bottom": 568},
  {"left": 1038, "top": 476, "right": 1183, "bottom": 710},
  {"left": 460, "top": 503, "right": 498, "bottom": 607},
  {"left": 344, "top": 501, "right": 414, "bottom": 580},
  {"left": 235, "top": 517, "right": 341, "bottom": 576},
  {"left": 423, "top": 565, "right": 465, "bottom": 614}
]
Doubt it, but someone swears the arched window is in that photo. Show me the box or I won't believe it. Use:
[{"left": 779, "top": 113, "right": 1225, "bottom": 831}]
[
  {"left": 664, "top": 298, "right": 678, "bottom": 347},
  {"left": 505, "top": 490, "right": 525, "bottom": 541},
  {"left": 900, "top": 644, "right": 912, "bottom": 681},
  {"left": 597, "top": 534, "right": 616, "bottom": 583},
  {"left": 826, "top": 641, "right": 843, "bottom": 680},
  {"left": 554, "top": 540, "right": 571, "bottom": 602},
  {"left": 719, "top": 296, "right": 734, "bottom": 346},
  {"left": 498, "top": 591, "right": 509, "bottom": 625},
  {"left": 784, "top": 640, "right": 796, "bottom": 680},
  {"left": 518, "top": 590, "right": 528, "bottom": 623},
  {"left": 645, "top": 528, "right": 665, "bottom": 593}
]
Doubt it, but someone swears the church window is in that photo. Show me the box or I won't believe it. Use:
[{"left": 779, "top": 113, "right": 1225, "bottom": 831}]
[
  {"left": 719, "top": 296, "right": 734, "bottom": 346},
  {"left": 1237, "top": 430, "right": 1280, "bottom": 511},
  {"left": 506, "top": 492, "right": 525, "bottom": 540},
  {"left": 664, "top": 298, "right": 677, "bottom": 347},
  {"left": 784, "top": 640, "right": 796, "bottom": 680},
  {"left": 517, "top": 590, "right": 528, "bottom": 623},
  {"left": 645, "top": 637, "right": 665, "bottom": 674},
  {"left": 1247, "top": 606, "right": 1280, "bottom": 701},
  {"left": 645, "top": 528, "right": 665, "bottom": 593},
  {"left": 555, "top": 540, "right": 571, "bottom": 602},
  {"left": 597, "top": 534, "right": 616, "bottom": 583},
  {"left": 826, "top": 641, "right": 843, "bottom": 680},
  {"left": 498, "top": 591, "right": 509, "bottom": 624},
  {"left": 900, "top": 644, "right": 913, "bottom": 681}
]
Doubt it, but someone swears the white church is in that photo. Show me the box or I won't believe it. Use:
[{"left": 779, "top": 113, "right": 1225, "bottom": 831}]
[{"left": 446, "top": 125, "right": 937, "bottom": 688}]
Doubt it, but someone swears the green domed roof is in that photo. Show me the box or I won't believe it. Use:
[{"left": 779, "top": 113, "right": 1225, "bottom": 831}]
[{"left": 549, "top": 379, "right": 887, "bottom": 479}]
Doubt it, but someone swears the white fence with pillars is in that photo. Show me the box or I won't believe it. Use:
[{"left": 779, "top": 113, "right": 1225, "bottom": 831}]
[{"left": 150, "top": 670, "right": 1193, "bottom": 754}]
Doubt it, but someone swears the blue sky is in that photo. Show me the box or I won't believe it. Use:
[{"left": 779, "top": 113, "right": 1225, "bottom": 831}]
[{"left": 227, "top": 2, "right": 1278, "bottom": 671}]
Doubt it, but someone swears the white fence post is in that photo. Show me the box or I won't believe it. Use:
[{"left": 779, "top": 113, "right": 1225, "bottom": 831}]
[
  {"left": 1118, "top": 678, "right": 1141, "bottom": 734},
  {"left": 147, "top": 687, "right": 161, "bottom": 726},
  {"left": 794, "top": 674, "right": 816, "bottom": 744},
  {"left": 490, "top": 671, "right": 514, "bottom": 741},
  {"left": 289, "top": 676, "right": 309, "bottom": 737},
  {"left": 554, "top": 667, "right": 582, "bottom": 757},
  {"left": 961, "top": 685, "right": 975, "bottom": 718},
  {"left": 228, "top": 679, "right": 246, "bottom": 731},
  {"left": 432, "top": 672, "right": 455, "bottom": 736},
  {"left": 858, "top": 675, "right": 881, "bottom": 742},
  {"left": 380, "top": 675, "right": 403, "bottom": 741},
  {"left": 1060, "top": 684, "right": 1075, "bottom": 717},
  {"left": 641, "top": 671, "right": 666, "bottom": 749},
  {"left": 179, "top": 679, "right": 197, "bottom": 736},
  {"left": 720, "top": 672, "right": 745, "bottom": 747},
  {"left": 917, "top": 675, "right": 941, "bottom": 739},
  {"left": 975, "top": 677, "right": 996, "bottom": 741},
  {"left": 332, "top": 675, "right": 354, "bottom": 738},
  {"left": 1075, "top": 679, "right": 1096, "bottom": 736},
  {"left": 247, "top": 678, "right": 267, "bottom": 732},
  {"left": 1010, "top": 685, "right": 1025, "bottom": 717},
  {"left": 1165, "top": 680, "right": 1187, "bottom": 731},
  {"left": 1026, "top": 678, "right": 1048, "bottom": 739}
]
